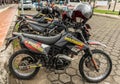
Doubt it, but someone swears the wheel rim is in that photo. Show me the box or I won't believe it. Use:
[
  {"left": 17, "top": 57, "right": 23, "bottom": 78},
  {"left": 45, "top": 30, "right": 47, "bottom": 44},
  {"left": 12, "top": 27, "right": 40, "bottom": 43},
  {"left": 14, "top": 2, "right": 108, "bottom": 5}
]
[
  {"left": 83, "top": 52, "right": 111, "bottom": 81},
  {"left": 12, "top": 54, "right": 36, "bottom": 77}
]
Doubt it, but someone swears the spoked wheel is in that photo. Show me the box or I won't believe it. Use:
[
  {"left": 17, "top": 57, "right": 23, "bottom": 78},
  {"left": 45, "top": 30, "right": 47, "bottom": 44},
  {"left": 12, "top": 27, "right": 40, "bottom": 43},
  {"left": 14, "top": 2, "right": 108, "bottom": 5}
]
[
  {"left": 9, "top": 49, "right": 40, "bottom": 80},
  {"left": 79, "top": 49, "right": 112, "bottom": 83}
]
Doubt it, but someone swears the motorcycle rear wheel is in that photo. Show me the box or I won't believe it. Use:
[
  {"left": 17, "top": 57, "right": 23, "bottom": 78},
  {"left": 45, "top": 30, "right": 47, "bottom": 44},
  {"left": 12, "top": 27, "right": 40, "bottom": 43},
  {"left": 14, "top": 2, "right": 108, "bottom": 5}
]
[{"left": 9, "top": 49, "right": 40, "bottom": 80}]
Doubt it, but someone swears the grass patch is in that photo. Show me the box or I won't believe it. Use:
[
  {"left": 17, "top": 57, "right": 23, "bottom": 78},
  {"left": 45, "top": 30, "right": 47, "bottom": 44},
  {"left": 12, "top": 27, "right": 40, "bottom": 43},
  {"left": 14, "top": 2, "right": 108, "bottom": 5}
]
[
  {"left": 12, "top": 10, "right": 21, "bottom": 50},
  {"left": 94, "top": 9, "right": 119, "bottom": 15},
  {"left": 13, "top": 39, "right": 20, "bottom": 48}
]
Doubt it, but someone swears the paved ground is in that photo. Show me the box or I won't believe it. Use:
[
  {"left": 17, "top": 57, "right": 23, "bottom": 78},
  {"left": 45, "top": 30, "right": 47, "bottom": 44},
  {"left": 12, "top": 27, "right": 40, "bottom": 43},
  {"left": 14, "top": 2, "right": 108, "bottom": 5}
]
[
  {"left": 9, "top": 9, "right": 120, "bottom": 84},
  {"left": 0, "top": 6, "right": 17, "bottom": 84},
  {"left": 0, "top": 4, "right": 17, "bottom": 48}
]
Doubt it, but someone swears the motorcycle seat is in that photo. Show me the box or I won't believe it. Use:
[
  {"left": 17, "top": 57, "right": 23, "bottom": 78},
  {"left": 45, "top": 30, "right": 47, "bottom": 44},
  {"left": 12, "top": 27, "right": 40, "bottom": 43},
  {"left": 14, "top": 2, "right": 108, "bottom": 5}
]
[
  {"left": 23, "top": 33, "right": 62, "bottom": 45},
  {"left": 20, "top": 14, "right": 35, "bottom": 17},
  {"left": 28, "top": 22, "right": 46, "bottom": 32},
  {"left": 27, "top": 21, "right": 50, "bottom": 28}
]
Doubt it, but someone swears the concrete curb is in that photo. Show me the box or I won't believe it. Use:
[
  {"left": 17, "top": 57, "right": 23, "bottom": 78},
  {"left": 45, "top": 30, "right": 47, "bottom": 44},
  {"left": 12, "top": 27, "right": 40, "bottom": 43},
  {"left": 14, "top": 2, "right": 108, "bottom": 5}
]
[
  {"left": 0, "top": 4, "right": 14, "bottom": 13},
  {"left": 0, "top": 5, "right": 18, "bottom": 84},
  {"left": 94, "top": 13, "right": 120, "bottom": 19},
  {"left": 7, "top": 8, "right": 18, "bottom": 84},
  {"left": 0, "top": 4, "right": 18, "bottom": 48}
]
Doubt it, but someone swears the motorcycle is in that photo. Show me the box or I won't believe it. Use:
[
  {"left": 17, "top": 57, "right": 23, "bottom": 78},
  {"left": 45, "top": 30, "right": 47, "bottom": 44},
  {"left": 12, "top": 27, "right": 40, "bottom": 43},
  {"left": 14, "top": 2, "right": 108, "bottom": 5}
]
[
  {"left": 20, "top": 5, "right": 60, "bottom": 19},
  {"left": 14, "top": 15, "right": 53, "bottom": 31},
  {"left": 1, "top": 21, "right": 112, "bottom": 83},
  {"left": 15, "top": 16, "right": 65, "bottom": 36},
  {"left": 14, "top": 5, "right": 60, "bottom": 32},
  {"left": 1, "top": 3, "right": 112, "bottom": 83}
]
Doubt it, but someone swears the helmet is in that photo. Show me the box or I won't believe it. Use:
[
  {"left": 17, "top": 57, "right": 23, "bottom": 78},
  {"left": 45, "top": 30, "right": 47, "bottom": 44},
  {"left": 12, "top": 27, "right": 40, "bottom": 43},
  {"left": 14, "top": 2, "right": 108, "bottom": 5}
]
[{"left": 72, "top": 3, "right": 93, "bottom": 21}]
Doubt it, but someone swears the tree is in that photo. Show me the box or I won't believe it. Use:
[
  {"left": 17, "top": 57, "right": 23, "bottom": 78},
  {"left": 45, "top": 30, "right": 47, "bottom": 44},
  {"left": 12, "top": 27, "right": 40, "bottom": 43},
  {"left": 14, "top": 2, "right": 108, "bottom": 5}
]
[
  {"left": 93, "top": 0, "right": 96, "bottom": 9},
  {"left": 113, "top": 0, "right": 117, "bottom": 12}
]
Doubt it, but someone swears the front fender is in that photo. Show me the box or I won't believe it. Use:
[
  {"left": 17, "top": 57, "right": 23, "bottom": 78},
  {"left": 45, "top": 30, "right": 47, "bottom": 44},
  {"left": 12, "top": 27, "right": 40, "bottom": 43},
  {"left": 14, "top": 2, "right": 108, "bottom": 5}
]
[{"left": 88, "top": 40, "right": 107, "bottom": 47}]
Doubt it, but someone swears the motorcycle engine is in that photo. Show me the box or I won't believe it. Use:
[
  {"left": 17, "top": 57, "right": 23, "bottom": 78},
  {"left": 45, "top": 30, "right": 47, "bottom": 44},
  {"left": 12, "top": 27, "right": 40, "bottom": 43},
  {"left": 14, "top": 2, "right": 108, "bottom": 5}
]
[{"left": 54, "top": 54, "right": 71, "bottom": 70}]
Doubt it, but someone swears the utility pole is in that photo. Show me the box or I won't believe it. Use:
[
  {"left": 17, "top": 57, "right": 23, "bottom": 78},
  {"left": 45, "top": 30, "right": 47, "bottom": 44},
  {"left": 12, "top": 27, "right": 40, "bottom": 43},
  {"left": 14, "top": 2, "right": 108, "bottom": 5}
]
[
  {"left": 21, "top": 0, "right": 24, "bottom": 14},
  {"left": 113, "top": 0, "right": 117, "bottom": 12}
]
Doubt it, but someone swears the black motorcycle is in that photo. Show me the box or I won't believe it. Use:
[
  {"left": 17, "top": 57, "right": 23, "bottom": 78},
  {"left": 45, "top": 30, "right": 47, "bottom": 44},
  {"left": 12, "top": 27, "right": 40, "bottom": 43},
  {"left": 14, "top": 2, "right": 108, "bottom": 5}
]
[
  {"left": 2, "top": 3, "right": 112, "bottom": 83},
  {"left": 20, "top": 6, "right": 60, "bottom": 19},
  {"left": 2, "top": 20, "right": 112, "bottom": 83},
  {"left": 16, "top": 17, "right": 64, "bottom": 36}
]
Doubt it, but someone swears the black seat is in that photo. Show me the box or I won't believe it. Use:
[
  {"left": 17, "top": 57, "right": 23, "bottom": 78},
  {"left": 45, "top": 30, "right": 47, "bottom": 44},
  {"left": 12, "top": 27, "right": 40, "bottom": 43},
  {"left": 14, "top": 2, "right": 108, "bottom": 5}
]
[
  {"left": 22, "top": 33, "right": 61, "bottom": 45},
  {"left": 28, "top": 22, "right": 46, "bottom": 32},
  {"left": 20, "top": 14, "right": 35, "bottom": 17},
  {"left": 27, "top": 21, "right": 50, "bottom": 27}
]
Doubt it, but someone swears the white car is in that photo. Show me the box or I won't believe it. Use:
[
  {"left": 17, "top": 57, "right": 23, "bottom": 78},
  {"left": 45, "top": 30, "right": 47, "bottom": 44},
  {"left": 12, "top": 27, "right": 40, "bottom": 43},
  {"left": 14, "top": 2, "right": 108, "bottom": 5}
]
[
  {"left": 18, "top": 0, "right": 33, "bottom": 10},
  {"left": 55, "top": 0, "right": 81, "bottom": 10},
  {"left": 67, "top": 0, "right": 81, "bottom": 9}
]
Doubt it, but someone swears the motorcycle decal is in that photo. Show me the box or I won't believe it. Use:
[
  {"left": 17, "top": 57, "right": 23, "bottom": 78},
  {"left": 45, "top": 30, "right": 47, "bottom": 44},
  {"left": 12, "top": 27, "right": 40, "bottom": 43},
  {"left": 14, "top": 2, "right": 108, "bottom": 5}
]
[
  {"left": 45, "top": 17, "right": 53, "bottom": 21},
  {"left": 24, "top": 40, "right": 44, "bottom": 52},
  {"left": 64, "top": 37, "right": 84, "bottom": 48},
  {"left": 37, "top": 13, "right": 45, "bottom": 17}
]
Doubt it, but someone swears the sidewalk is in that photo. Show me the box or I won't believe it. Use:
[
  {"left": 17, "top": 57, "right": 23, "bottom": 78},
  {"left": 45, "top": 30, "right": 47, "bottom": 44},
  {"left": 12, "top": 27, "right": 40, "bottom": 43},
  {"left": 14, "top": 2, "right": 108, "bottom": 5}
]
[{"left": 0, "top": 4, "right": 18, "bottom": 48}]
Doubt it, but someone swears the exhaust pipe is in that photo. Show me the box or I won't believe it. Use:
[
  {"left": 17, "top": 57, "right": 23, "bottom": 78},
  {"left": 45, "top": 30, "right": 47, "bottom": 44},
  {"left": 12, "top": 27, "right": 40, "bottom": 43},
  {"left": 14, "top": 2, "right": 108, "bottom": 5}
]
[{"left": 57, "top": 54, "right": 76, "bottom": 61}]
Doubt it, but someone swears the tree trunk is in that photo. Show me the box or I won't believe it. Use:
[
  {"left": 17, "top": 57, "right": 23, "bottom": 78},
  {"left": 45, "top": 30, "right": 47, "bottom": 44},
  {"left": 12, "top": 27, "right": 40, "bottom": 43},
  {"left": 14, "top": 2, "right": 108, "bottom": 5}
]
[
  {"left": 113, "top": 0, "right": 117, "bottom": 12},
  {"left": 93, "top": 0, "right": 96, "bottom": 9}
]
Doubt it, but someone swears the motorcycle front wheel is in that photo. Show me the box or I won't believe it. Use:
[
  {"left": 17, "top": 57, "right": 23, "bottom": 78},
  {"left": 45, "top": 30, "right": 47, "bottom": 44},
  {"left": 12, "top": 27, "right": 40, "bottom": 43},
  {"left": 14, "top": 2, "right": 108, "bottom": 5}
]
[{"left": 79, "top": 49, "right": 112, "bottom": 83}]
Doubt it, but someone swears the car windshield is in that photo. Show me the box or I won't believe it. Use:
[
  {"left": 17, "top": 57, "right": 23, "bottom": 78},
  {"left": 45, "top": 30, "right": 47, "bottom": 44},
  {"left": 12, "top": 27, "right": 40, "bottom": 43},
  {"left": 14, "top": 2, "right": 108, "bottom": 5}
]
[
  {"left": 20, "top": 0, "right": 32, "bottom": 4},
  {"left": 70, "top": 0, "right": 80, "bottom": 2}
]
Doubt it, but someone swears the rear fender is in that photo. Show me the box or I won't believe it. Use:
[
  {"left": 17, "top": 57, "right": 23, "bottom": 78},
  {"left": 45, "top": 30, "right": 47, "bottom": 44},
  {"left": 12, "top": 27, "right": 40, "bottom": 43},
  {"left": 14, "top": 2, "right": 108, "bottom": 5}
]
[
  {"left": 88, "top": 40, "right": 107, "bottom": 47},
  {"left": 0, "top": 35, "right": 19, "bottom": 52}
]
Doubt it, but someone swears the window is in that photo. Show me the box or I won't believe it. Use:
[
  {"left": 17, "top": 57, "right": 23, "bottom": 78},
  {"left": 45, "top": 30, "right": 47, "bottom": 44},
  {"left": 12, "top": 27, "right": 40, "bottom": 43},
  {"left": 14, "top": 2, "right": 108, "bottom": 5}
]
[
  {"left": 19, "top": 0, "right": 32, "bottom": 3},
  {"left": 70, "top": 0, "right": 80, "bottom": 2}
]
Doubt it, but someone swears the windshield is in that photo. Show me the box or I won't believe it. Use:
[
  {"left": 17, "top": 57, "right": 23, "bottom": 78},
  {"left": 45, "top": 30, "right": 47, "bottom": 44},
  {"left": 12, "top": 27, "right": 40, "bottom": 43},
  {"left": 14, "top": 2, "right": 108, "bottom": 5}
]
[
  {"left": 70, "top": 0, "right": 80, "bottom": 2},
  {"left": 20, "top": 0, "right": 32, "bottom": 4}
]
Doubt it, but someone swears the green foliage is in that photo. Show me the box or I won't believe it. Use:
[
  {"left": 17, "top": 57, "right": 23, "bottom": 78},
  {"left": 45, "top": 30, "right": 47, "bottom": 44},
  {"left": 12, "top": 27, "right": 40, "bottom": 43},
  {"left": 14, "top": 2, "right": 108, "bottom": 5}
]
[
  {"left": 94, "top": 9, "right": 119, "bottom": 15},
  {"left": 118, "top": 0, "right": 120, "bottom": 3},
  {"left": 13, "top": 10, "right": 21, "bottom": 49}
]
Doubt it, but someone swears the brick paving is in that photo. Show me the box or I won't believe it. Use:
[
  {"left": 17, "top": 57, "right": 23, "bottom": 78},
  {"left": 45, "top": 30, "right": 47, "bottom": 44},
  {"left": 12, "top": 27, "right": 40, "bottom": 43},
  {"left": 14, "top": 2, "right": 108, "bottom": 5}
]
[
  {"left": 0, "top": 5, "right": 17, "bottom": 48},
  {"left": 9, "top": 10, "right": 120, "bottom": 84}
]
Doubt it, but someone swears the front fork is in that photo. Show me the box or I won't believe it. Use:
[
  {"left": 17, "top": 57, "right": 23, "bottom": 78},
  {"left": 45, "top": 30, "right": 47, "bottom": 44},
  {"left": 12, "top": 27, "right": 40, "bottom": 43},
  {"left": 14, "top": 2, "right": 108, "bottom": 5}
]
[{"left": 84, "top": 48, "right": 99, "bottom": 72}]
